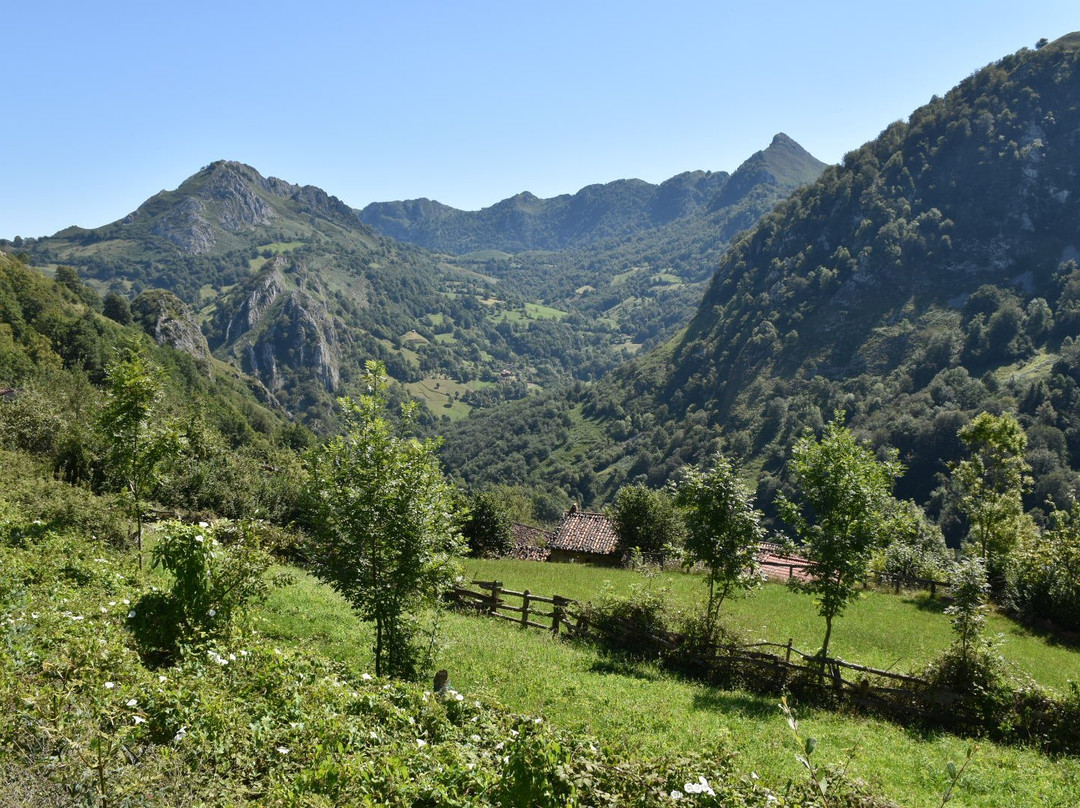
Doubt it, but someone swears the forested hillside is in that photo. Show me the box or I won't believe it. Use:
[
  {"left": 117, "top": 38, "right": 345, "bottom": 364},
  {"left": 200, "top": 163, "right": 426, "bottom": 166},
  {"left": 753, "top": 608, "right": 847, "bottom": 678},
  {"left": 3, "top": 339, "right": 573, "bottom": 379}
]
[
  {"left": 359, "top": 134, "right": 823, "bottom": 255},
  {"left": 440, "top": 33, "right": 1080, "bottom": 536},
  {"left": 12, "top": 163, "right": 633, "bottom": 423}
]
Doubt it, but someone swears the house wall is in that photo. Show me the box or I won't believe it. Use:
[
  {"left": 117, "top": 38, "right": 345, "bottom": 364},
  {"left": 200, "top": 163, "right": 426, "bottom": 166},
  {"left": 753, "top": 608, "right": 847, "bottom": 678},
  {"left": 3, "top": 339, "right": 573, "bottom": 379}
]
[{"left": 549, "top": 549, "right": 620, "bottom": 566}]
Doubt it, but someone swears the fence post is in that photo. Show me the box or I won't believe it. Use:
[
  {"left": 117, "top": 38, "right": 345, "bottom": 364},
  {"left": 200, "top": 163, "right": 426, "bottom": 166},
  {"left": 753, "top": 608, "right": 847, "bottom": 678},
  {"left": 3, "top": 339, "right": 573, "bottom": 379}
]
[
  {"left": 552, "top": 596, "right": 567, "bottom": 635},
  {"left": 521, "top": 590, "right": 531, "bottom": 627},
  {"left": 488, "top": 581, "right": 502, "bottom": 616},
  {"left": 785, "top": 638, "right": 793, "bottom": 665}
]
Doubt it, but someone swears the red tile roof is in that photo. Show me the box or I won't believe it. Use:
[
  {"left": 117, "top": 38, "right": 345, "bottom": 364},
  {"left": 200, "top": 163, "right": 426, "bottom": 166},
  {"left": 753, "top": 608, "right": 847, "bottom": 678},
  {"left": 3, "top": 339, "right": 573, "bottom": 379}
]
[
  {"left": 756, "top": 542, "right": 814, "bottom": 582},
  {"left": 507, "top": 523, "right": 551, "bottom": 561},
  {"left": 550, "top": 511, "right": 619, "bottom": 556}
]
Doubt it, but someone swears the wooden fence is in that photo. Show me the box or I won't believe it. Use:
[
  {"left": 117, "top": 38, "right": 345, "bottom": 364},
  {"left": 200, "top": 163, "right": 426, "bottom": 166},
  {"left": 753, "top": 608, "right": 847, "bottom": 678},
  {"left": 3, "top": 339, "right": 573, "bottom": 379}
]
[
  {"left": 449, "top": 579, "right": 953, "bottom": 725},
  {"left": 450, "top": 580, "right": 583, "bottom": 636},
  {"left": 447, "top": 577, "right": 1080, "bottom": 754}
]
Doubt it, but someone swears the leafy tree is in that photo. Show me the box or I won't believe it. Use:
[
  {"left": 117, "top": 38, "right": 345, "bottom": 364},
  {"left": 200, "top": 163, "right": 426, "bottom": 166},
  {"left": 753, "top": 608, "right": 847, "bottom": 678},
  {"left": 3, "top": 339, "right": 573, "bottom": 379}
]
[
  {"left": 609, "top": 482, "right": 684, "bottom": 563},
  {"left": 462, "top": 489, "right": 513, "bottom": 557},
  {"left": 1009, "top": 499, "right": 1080, "bottom": 632},
  {"left": 103, "top": 291, "right": 133, "bottom": 325},
  {"left": 871, "top": 499, "right": 952, "bottom": 585},
  {"left": 307, "top": 361, "right": 463, "bottom": 678},
  {"left": 99, "top": 340, "right": 176, "bottom": 570},
  {"left": 777, "top": 414, "right": 903, "bottom": 658},
  {"left": 947, "top": 556, "right": 990, "bottom": 663},
  {"left": 674, "top": 451, "right": 765, "bottom": 632},
  {"left": 951, "top": 411, "right": 1033, "bottom": 582}
]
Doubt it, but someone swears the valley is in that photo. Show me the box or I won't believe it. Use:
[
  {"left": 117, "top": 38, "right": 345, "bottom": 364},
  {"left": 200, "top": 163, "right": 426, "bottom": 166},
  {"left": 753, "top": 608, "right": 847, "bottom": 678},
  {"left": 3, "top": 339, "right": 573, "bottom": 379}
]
[{"left": 4, "top": 29, "right": 1080, "bottom": 808}]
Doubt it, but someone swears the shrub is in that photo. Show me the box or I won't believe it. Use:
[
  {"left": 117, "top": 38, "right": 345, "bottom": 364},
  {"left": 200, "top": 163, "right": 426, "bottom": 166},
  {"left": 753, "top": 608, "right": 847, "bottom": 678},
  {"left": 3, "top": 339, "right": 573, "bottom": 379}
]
[
  {"left": 580, "top": 583, "right": 673, "bottom": 660},
  {"left": 129, "top": 520, "right": 272, "bottom": 665}
]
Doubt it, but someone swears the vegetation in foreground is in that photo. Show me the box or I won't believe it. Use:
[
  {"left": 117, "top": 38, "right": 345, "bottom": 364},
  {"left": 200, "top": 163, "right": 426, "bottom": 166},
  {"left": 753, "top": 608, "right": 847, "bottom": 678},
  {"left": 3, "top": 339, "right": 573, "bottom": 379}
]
[{"left": 258, "top": 565, "right": 1080, "bottom": 808}]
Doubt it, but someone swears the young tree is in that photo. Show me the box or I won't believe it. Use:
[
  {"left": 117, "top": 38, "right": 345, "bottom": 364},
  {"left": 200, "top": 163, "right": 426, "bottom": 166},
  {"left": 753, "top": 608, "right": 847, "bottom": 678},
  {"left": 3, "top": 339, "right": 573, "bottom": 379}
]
[
  {"left": 951, "top": 411, "right": 1033, "bottom": 582},
  {"left": 462, "top": 489, "right": 513, "bottom": 558},
  {"left": 777, "top": 414, "right": 903, "bottom": 659},
  {"left": 99, "top": 340, "right": 174, "bottom": 570},
  {"left": 610, "top": 483, "right": 684, "bottom": 565},
  {"left": 307, "top": 361, "right": 463, "bottom": 678},
  {"left": 674, "top": 451, "right": 765, "bottom": 632}
]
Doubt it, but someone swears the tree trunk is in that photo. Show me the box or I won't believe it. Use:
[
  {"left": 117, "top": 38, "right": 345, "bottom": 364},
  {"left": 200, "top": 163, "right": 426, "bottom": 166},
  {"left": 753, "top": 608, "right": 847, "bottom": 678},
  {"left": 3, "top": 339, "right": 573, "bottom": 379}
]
[
  {"left": 820, "top": 613, "right": 834, "bottom": 660},
  {"left": 375, "top": 617, "right": 384, "bottom": 677}
]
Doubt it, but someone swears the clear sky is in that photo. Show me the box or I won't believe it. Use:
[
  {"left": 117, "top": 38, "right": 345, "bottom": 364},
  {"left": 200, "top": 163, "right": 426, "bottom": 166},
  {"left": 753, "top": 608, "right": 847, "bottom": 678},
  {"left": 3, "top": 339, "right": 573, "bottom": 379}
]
[{"left": 2, "top": 1, "right": 1077, "bottom": 240}]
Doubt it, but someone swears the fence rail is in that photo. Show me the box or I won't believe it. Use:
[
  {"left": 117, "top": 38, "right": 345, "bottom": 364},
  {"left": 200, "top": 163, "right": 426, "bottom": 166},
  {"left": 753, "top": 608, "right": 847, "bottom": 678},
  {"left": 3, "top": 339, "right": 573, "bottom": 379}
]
[
  {"left": 450, "top": 580, "right": 582, "bottom": 635},
  {"left": 450, "top": 579, "right": 958, "bottom": 724}
]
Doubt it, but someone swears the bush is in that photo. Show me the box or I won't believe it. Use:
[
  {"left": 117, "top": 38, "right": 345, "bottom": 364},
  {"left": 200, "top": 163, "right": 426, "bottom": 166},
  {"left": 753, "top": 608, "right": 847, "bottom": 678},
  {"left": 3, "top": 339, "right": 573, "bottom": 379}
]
[
  {"left": 580, "top": 584, "right": 673, "bottom": 660},
  {"left": 129, "top": 520, "right": 272, "bottom": 665}
]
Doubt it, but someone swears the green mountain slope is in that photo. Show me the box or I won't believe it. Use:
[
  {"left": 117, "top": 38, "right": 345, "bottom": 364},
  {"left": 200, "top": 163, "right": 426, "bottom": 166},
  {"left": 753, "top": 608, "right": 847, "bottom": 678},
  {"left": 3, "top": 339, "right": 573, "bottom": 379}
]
[
  {"left": 16, "top": 163, "right": 636, "bottom": 423},
  {"left": 439, "top": 34, "right": 1080, "bottom": 528},
  {"left": 359, "top": 133, "right": 825, "bottom": 256},
  {"left": 16, "top": 141, "right": 823, "bottom": 427}
]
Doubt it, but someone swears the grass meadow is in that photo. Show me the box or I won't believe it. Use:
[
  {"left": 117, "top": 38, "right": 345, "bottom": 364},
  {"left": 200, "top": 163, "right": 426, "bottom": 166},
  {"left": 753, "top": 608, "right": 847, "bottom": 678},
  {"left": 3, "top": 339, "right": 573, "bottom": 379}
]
[{"left": 257, "top": 559, "right": 1080, "bottom": 807}]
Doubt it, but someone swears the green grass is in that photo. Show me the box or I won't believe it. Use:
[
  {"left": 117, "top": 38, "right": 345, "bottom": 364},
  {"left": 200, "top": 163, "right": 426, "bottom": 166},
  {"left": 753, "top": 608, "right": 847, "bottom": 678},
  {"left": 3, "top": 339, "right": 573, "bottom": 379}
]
[
  {"left": 256, "top": 565, "right": 1080, "bottom": 807},
  {"left": 459, "top": 558, "right": 1080, "bottom": 694},
  {"left": 257, "top": 240, "right": 305, "bottom": 254},
  {"left": 405, "top": 378, "right": 482, "bottom": 421}
]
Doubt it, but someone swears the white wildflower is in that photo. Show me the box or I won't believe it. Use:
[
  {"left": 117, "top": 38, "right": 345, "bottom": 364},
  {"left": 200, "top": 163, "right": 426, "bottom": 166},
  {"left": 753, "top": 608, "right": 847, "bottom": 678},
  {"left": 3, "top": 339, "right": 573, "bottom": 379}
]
[
  {"left": 174, "top": 726, "right": 187, "bottom": 742},
  {"left": 132, "top": 715, "right": 146, "bottom": 725},
  {"left": 127, "top": 611, "right": 136, "bottom": 619},
  {"left": 126, "top": 698, "right": 137, "bottom": 707},
  {"left": 416, "top": 738, "right": 427, "bottom": 748},
  {"left": 670, "top": 790, "right": 683, "bottom": 800},
  {"left": 158, "top": 674, "right": 167, "bottom": 683},
  {"left": 104, "top": 682, "right": 115, "bottom": 689},
  {"left": 276, "top": 746, "right": 290, "bottom": 755},
  {"left": 361, "top": 673, "right": 373, "bottom": 681},
  {"left": 470, "top": 734, "right": 481, "bottom": 743},
  {"left": 198, "top": 521, "right": 209, "bottom": 528}
]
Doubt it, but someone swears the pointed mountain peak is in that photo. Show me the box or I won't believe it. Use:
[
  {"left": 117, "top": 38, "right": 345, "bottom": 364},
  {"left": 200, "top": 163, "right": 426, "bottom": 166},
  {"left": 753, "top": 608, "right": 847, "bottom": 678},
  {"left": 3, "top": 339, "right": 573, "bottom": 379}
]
[{"left": 708, "top": 135, "right": 826, "bottom": 212}]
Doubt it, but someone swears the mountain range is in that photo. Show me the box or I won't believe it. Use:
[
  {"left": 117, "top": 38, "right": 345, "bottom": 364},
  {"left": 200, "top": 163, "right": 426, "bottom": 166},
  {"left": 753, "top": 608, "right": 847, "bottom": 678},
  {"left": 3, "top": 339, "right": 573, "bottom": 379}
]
[
  {"left": 358, "top": 133, "right": 824, "bottom": 254},
  {"left": 9, "top": 32, "right": 1079, "bottom": 535},
  {"left": 12, "top": 135, "right": 824, "bottom": 426}
]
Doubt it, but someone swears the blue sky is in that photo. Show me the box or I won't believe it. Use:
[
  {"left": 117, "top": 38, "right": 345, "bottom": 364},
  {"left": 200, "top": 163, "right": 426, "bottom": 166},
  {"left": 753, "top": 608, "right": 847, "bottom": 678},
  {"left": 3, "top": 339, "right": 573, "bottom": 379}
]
[{"left": 2, "top": 1, "right": 1077, "bottom": 239}]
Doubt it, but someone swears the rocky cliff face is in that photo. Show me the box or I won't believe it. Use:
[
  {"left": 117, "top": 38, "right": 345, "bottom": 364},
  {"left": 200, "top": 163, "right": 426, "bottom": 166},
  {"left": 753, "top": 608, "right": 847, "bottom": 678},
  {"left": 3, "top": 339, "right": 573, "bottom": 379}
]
[
  {"left": 219, "top": 261, "right": 341, "bottom": 396},
  {"left": 130, "top": 290, "right": 212, "bottom": 371}
]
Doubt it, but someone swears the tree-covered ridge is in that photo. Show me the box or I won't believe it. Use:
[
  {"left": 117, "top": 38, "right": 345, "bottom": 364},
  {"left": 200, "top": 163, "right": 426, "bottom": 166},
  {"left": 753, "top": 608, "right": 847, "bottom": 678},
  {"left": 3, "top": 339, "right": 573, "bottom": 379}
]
[
  {"left": 440, "top": 34, "right": 1080, "bottom": 532},
  {"left": 359, "top": 133, "right": 825, "bottom": 255}
]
